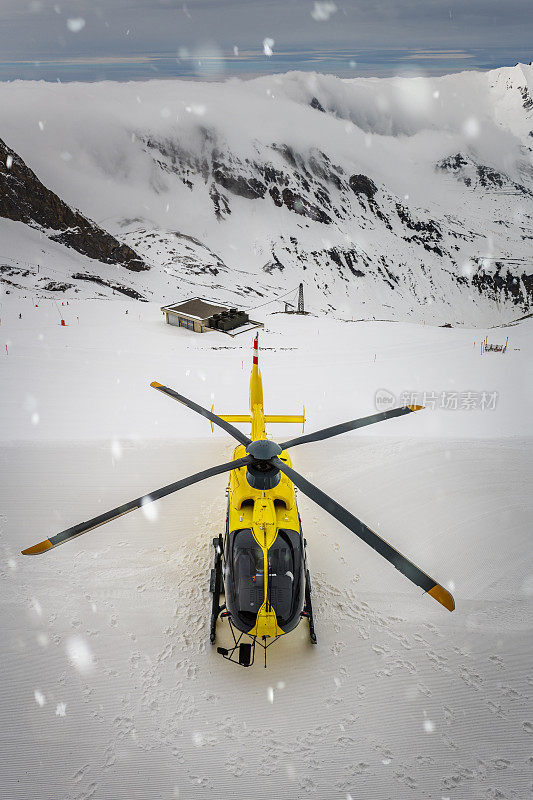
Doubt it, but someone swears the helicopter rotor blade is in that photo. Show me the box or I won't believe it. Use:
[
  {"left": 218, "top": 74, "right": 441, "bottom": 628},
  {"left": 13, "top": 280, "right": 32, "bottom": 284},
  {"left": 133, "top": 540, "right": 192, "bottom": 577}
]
[
  {"left": 272, "top": 457, "right": 454, "bottom": 612},
  {"left": 21, "top": 455, "right": 252, "bottom": 556},
  {"left": 279, "top": 405, "right": 423, "bottom": 450},
  {"left": 150, "top": 382, "right": 252, "bottom": 446}
]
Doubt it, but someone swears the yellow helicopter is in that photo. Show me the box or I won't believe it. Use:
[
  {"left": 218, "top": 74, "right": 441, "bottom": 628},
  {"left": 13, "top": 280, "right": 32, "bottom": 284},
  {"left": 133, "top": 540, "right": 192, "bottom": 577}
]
[{"left": 22, "top": 333, "right": 454, "bottom": 668}]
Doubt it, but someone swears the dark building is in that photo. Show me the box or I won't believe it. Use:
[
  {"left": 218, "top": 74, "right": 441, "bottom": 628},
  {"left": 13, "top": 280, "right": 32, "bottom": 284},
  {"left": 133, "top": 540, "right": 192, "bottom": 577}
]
[{"left": 161, "top": 297, "right": 263, "bottom": 336}]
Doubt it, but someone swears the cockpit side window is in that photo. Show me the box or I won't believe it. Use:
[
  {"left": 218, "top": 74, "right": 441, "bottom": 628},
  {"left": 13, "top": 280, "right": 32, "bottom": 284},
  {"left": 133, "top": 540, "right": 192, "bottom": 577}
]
[
  {"left": 228, "top": 528, "right": 265, "bottom": 628},
  {"left": 267, "top": 529, "right": 303, "bottom": 628}
]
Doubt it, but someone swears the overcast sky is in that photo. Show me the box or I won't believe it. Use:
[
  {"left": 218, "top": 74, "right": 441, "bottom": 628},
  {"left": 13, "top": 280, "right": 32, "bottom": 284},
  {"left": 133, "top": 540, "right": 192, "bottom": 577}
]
[{"left": 1, "top": 0, "right": 532, "bottom": 81}]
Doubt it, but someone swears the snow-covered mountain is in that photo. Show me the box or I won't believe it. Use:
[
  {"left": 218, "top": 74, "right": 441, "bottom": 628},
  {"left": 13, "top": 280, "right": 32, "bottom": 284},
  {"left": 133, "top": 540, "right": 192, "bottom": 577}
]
[
  {"left": 0, "top": 136, "right": 150, "bottom": 298},
  {"left": 1, "top": 63, "right": 532, "bottom": 323}
]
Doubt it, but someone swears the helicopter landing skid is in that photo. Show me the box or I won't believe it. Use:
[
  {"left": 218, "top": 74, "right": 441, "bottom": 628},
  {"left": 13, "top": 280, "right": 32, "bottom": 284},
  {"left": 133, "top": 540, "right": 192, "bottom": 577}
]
[
  {"left": 301, "top": 567, "right": 318, "bottom": 643},
  {"left": 209, "top": 535, "right": 224, "bottom": 644},
  {"left": 300, "top": 536, "right": 318, "bottom": 644}
]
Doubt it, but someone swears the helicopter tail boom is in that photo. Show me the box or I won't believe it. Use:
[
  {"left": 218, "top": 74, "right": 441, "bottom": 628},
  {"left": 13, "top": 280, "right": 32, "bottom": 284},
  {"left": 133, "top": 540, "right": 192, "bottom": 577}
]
[{"left": 210, "top": 332, "right": 305, "bottom": 436}]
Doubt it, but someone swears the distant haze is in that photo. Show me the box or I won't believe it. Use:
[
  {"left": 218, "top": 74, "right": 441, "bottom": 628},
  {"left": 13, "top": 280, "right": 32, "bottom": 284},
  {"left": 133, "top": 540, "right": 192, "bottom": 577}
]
[{"left": 0, "top": 0, "right": 531, "bottom": 81}]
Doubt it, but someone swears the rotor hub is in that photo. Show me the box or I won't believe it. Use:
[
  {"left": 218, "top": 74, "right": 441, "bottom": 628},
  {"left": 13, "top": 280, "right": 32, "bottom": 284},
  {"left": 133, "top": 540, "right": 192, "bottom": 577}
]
[
  {"left": 245, "top": 440, "right": 282, "bottom": 490},
  {"left": 246, "top": 439, "right": 282, "bottom": 462}
]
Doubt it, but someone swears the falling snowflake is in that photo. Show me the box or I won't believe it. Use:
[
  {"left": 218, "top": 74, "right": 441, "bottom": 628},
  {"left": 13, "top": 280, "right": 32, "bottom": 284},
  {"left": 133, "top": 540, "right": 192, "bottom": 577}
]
[
  {"left": 463, "top": 116, "right": 479, "bottom": 138},
  {"left": 67, "top": 18, "right": 85, "bottom": 33},
  {"left": 311, "top": 1, "right": 337, "bottom": 21},
  {"left": 66, "top": 636, "right": 94, "bottom": 673},
  {"left": 263, "top": 38, "right": 274, "bottom": 57},
  {"left": 185, "top": 104, "right": 206, "bottom": 116},
  {"left": 141, "top": 497, "right": 158, "bottom": 522},
  {"left": 55, "top": 702, "right": 67, "bottom": 717},
  {"left": 111, "top": 438, "right": 122, "bottom": 461},
  {"left": 34, "top": 690, "right": 46, "bottom": 707},
  {"left": 6, "top": 155, "right": 13, "bottom": 169}
]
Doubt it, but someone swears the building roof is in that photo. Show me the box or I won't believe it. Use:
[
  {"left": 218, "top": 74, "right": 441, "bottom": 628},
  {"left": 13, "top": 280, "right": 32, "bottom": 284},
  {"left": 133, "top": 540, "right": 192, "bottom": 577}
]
[{"left": 161, "top": 297, "right": 232, "bottom": 320}]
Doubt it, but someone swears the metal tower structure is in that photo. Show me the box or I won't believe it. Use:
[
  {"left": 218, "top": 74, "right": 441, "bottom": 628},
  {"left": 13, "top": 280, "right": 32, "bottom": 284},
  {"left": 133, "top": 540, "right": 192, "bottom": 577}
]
[{"left": 297, "top": 283, "right": 304, "bottom": 314}]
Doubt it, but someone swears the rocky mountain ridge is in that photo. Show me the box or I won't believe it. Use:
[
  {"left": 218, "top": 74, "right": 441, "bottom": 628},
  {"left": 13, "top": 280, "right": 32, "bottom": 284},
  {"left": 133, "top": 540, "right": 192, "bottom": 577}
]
[{"left": 0, "top": 136, "right": 148, "bottom": 297}]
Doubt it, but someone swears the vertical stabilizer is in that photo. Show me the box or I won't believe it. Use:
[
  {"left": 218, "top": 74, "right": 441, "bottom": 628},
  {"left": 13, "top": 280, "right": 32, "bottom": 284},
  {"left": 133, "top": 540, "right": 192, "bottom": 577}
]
[
  {"left": 249, "top": 333, "right": 265, "bottom": 439},
  {"left": 249, "top": 333, "right": 263, "bottom": 411}
]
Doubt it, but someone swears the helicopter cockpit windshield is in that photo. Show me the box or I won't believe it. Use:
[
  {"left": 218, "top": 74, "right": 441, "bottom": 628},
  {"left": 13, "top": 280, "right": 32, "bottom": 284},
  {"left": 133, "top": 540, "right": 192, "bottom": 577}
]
[{"left": 226, "top": 527, "right": 305, "bottom": 634}]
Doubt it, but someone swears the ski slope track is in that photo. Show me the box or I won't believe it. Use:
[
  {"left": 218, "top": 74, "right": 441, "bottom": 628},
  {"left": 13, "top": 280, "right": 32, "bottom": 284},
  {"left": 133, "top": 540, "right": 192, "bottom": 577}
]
[
  {"left": 1, "top": 296, "right": 532, "bottom": 799},
  {"left": 0, "top": 64, "right": 533, "bottom": 324}
]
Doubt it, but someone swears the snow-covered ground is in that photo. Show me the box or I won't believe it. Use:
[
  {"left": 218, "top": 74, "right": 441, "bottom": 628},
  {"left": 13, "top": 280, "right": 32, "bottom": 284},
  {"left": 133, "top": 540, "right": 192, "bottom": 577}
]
[{"left": 1, "top": 300, "right": 532, "bottom": 798}]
